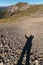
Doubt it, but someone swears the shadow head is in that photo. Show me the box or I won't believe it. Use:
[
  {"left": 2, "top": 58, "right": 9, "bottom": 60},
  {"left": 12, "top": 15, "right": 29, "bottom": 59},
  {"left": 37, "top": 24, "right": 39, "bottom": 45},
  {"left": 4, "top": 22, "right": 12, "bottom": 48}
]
[
  {"left": 25, "top": 34, "right": 34, "bottom": 39},
  {"left": 29, "top": 35, "right": 34, "bottom": 39}
]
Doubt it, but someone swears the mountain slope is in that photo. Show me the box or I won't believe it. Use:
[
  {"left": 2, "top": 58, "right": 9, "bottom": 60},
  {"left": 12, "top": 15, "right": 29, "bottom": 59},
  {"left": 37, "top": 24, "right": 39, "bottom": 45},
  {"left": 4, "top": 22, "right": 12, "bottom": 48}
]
[
  {"left": 0, "top": 3, "right": 43, "bottom": 20},
  {"left": 6, "top": 2, "right": 29, "bottom": 16}
]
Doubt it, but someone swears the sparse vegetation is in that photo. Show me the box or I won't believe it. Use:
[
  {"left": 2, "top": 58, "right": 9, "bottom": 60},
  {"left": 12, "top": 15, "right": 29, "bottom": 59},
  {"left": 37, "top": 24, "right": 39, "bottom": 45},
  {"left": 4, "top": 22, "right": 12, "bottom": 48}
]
[{"left": 0, "top": 3, "right": 43, "bottom": 23}]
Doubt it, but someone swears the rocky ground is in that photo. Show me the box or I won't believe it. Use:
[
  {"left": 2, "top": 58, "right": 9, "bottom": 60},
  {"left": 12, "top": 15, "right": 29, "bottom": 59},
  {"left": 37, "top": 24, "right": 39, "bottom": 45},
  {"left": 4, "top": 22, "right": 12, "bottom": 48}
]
[{"left": 0, "top": 16, "right": 43, "bottom": 65}]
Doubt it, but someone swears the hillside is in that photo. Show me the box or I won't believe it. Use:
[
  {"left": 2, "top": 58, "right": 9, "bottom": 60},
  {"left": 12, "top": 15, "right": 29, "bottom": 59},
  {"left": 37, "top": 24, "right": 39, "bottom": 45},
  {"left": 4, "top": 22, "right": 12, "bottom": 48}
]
[
  {"left": 0, "top": 2, "right": 29, "bottom": 18},
  {"left": 0, "top": 3, "right": 43, "bottom": 22},
  {"left": 5, "top": 2, "right": 29, "bottom": 16}
]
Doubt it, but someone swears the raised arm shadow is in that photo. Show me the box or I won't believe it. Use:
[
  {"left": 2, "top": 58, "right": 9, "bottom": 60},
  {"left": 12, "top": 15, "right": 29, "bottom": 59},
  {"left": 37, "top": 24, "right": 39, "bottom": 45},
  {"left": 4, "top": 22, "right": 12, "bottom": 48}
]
[{"left": 16, "top": 34, "right": 34, "bottom": 65}]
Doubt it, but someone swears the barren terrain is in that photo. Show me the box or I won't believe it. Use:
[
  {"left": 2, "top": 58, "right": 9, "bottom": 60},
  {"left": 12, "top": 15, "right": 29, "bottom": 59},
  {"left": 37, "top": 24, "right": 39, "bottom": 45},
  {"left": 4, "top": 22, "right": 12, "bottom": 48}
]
[
  {"left": 0, "top": 16, "right": 43, "bottom": 65},
  {"left": 0, "top": 17, "right": 43, "bottom": 64}
]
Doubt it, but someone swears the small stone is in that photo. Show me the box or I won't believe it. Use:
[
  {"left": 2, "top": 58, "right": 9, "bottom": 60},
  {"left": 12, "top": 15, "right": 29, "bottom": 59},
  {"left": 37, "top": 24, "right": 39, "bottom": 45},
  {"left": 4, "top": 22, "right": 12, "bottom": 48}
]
[
  {"left": 30, "top": 50, "right": 33, "bottom": 55},
  {"left": 16, "top": 50, "right": 20, "bottom": 55},
  {"left": 24, "top": 56, "right": 26, "bottom": 60},
  {"left": 15, "top": 38, "right": 16, "bottom": 40},
  {"left": 38, "top": 58, "right": 42, "bottom": 61},
  {"left": 7, "top": 59, "right": 10, "bottom": 62},
  {"left": 38, "top": 55, "right": 42, "bottom": 58},
  {"left": 0, "top": 44, "right": 3, "bottom": 47},
  {"left": 34, "top": 60, "right": 39, "bottom": 65},
  {"left": 0, "top": 62, "right": 3, "bottom": 65},
  {"left": 30, "top": 55, "right": 34, "bottom": 61},
  {"left": 14, "top": 61, "right": 17, "bottom": 65}
]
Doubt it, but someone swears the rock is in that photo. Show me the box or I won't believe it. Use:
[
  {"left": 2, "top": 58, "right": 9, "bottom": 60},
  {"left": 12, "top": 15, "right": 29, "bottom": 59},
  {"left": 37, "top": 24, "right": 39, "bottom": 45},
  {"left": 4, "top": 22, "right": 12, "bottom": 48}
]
[
  {"left": 7, "top": 2, "right": 29, "bottom": 16},
  {"left": 34, "top": 60, "right": 39, "bottom": 65},
  {"left": 14, "top": 61, "right": 17, "bottom": 65},
  {"left": 30, "top": 55, "right": 34, "bottom": 61},
  {"left": 38, "top": 58, "right": 42, "bottom": 61},
  {"left": 38, "top": 55, "right": 42, "bottom": 58},
  {"left": 7, "top": 59, "right": 10, "bottom": 62},
  {"left": 0, "top": 43, "right": 3, "bottom": 47},
  {"left": 30, "top": 50, "right": 33, "bottom": 55},
  {"left": 15, "top": 50, "right": 20, "bottom": 55},
  {"left": 0, "top": 62, "right": 3, "bottom": 65}
]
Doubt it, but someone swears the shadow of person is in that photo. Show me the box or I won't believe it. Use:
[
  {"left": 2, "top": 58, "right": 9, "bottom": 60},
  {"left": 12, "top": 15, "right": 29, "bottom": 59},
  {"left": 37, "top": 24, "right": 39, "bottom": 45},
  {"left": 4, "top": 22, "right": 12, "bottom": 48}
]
[{"left": 17, "top": 35, "right": 34, "bottom": 65}]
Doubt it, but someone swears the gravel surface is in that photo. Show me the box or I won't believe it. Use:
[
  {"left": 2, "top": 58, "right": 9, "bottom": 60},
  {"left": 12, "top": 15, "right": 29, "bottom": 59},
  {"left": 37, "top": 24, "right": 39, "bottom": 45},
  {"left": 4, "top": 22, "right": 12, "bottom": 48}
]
[{"left": 0, "top": 17, "right": 43, "bottom": 65}]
